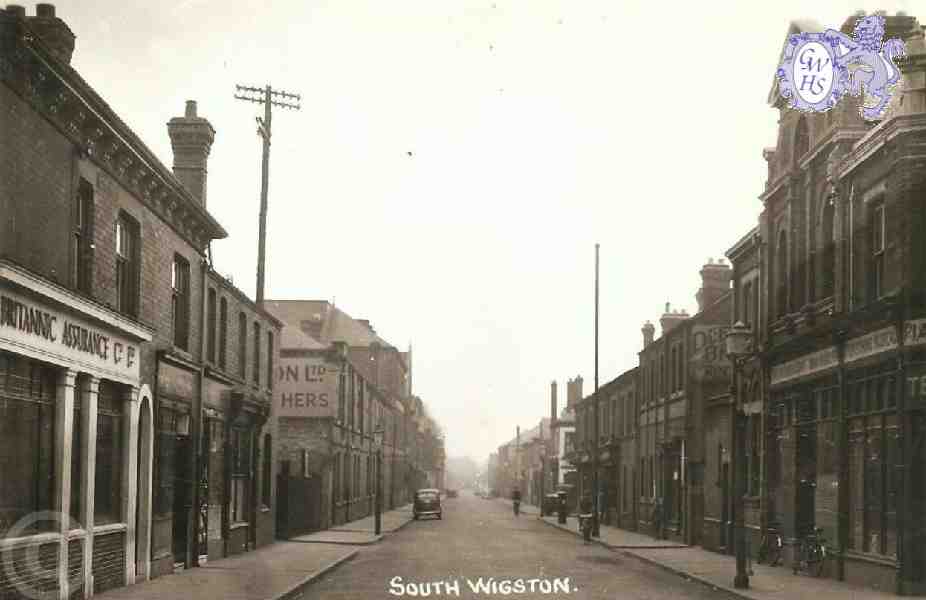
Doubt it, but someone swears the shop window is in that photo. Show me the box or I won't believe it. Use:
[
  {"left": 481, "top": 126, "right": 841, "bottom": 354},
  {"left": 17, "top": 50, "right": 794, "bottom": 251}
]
[
  {"left": 230, "top": 428, "right": 251, "bottom": 523},
  {"left": 71, "top": 389, "right": 82, "bottom": 525},
  {"left": 845, "top": 369, "right": 899, "bottom": 557},
  {"left": 115, "top": 213, "right": 140, "bottom": 318},
  {"left": 206, "top": 288, "right": 217, "bottom": 364},
  {"left": 252, "top": 322, "right": 260, "bottom": 386},
  {"left": 261, "top": 434, "right": 272, "bottom": 507},
  {"left": 218, "top": 298, "right": 228, "bottom": 371},
  {"left": 95, "top": 381, "right": 124, "bottom": 524},
  {"left": 73, "top": 179, "right": 94, "bottom": 295},
  {"left": 207, "top": 419, "right": 225, "bottom": 509},
  {"left": 171, "top": 255, "right": 191, "bottom": 350},
  {"left": 238, "top": 312, "right": 247, "bottom": 378},
  {"left": 0, "top": 353, "right": 57, "bottom": 536},
  {"left": 155, "top": 407, "right": 178, "bottom": 516}
]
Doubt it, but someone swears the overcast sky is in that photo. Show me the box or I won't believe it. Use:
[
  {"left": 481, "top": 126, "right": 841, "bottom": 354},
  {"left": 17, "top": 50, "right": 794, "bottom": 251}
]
[{"left": 54, "top": 0, "right": 919, "bottom": 462}]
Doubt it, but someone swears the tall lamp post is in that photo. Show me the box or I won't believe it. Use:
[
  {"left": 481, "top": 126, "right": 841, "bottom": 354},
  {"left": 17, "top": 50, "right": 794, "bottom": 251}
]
[
  {"left": 726, "top": 320, "right": 753, "bottom": 590},
  {"left": 373, "top": 420, "right": 385, "bottom": 536}
]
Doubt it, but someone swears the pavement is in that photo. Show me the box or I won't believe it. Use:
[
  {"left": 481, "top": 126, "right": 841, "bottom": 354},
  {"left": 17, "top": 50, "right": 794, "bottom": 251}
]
[
  {"left": 290, "top": 503, "right": 414, "bottom": 545},
  {"left": 96, "top": 542, "right": 357, "bottom": 600},
  {"left": 94, "top": 503, "right": 415, "bottom": 600},
  {"left": 495, "top": 499, "right": 897, "bottom": 600}
]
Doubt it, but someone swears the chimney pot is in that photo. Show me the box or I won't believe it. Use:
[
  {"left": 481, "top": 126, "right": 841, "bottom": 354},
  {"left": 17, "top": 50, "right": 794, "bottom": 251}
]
[
  {"left": 167, "top": 100, "right": 215, "bottom": 207},
  {"left": 185, "top": 100, "right": 197, "bottom": 118},
  {"left": 35, "top": 3, "right": 54, "bottom": 17}
]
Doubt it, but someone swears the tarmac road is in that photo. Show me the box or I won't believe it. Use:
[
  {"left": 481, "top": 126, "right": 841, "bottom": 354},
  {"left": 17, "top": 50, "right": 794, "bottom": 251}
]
[{"left": 302, "top": 489, "right": 726, "bottom": 600}]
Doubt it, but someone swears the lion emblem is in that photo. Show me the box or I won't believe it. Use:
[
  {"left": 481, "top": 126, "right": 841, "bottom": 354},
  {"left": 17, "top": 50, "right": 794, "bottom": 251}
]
[{"left": 824, "top": 15, "right": 906, "bottom": 120}]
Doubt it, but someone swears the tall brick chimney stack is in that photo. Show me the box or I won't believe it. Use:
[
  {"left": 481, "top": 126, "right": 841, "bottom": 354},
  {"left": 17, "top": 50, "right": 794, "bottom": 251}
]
[
  {"left": 575, "top": 375, "right": 583, "bottom": 401},
  {"left": 550, "top": 380, "right": 557, "bottom": 422},
  {"left": 642, "top": 321, "right": 655, "bottom": 348},
  {"left": 6, "top": 4, "right": 75, "bottom": 65},
  {"left": 660, "top": 302, "right": 688, "bottom": 336},
  {"left": 167, "top": 100, "right": 215, "bottom": 208},
  {"left": 696, "top": 258, "right": 732, "bottom": 312}
]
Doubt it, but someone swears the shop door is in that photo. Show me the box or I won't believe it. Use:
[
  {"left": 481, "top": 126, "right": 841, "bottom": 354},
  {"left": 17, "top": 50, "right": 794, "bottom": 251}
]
[
  {"left": 796, "top": 423, "right": 817, "bottom": 536},
  {"left": 172, "top": 435, "right": 193, "bottom": 568}
]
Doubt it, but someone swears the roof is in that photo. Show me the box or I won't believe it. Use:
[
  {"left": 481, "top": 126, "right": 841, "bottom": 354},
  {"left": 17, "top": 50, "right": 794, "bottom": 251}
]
[
  {"left": 503, "top": 418, "right": 551, "bottom": 448},
  {"left": 279, "top": 325, "right": 328, "bottom": 351},
  {"left": 263, "top": 300, "right": 393, "bottom": 348}
]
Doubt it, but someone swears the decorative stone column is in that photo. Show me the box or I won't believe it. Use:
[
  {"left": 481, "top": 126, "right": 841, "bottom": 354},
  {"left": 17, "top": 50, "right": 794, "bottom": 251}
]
[
  {"left": 54, "top": 369, "right": 76, "bottom": 600},
  {"left": 79, "top": 376, "right": 99, "bottom": 599}
]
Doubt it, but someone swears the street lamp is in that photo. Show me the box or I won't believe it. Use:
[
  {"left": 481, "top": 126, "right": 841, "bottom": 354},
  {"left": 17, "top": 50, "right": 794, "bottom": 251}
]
[
  {"left": 372, "top": 420, "right": 386, "bottom": 536},
  {"left": 725, "top": 320, "right": 752, "bottom": 590}
]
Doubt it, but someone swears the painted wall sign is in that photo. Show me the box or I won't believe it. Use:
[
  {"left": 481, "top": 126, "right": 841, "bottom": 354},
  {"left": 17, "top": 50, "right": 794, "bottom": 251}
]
[
  {"left": 690, "top": 325, "right": 731, "bottom": 381},
  {"left": 276, "top": 356, "right": 338, "bottom": 417},
  {"left": 0, "top": 286, "right": 140, "bottom": 382},
  {"left": 771, "top": 318, "right": 926, "bottom": 386}
]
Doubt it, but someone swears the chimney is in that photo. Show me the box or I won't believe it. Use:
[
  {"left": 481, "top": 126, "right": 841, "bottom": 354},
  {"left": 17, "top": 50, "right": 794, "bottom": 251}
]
[
  {"left": 18, "top": 4, "right": 75, "bottom": 65},
  {"left": 642, "top": 320, "right": 655, "bottom": 348},
  {"left": 167, "top": 100, "right": 215, "bottom": 207},
  {"left": 696, "top": 258, "right": 732, "bottom": 312},
  {"left": 660, "top": 302, "right": 688, "bottom": 335},
  {"left": 575, "top": 375, "right": 583, "bottom": 401},
  {"left": 550, "top": 381, "right": 557, "bottom": 422}
]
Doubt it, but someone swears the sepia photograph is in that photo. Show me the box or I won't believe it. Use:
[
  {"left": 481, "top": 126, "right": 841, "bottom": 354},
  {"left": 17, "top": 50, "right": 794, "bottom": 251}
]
[{"left": 1, "top": 1, "right": 926, "bottom": 598}]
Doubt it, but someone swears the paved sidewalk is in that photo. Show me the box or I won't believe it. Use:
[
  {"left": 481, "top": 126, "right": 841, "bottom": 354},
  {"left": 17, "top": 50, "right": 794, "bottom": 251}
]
[
  {"left": 533, "top": 507, "right": 896, "bottom": 600},
  {"left": 496, "top": 497, "right": 540, "bottom": 515},
  {"left": 97, "top": 542, "right": 356, "bottom": 600},
  {"left": 329, "top": 503, "right": 414, "bottom": 533}
]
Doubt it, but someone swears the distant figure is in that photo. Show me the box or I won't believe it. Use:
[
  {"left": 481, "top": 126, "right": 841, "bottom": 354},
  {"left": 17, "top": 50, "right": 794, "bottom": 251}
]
[{"left": 512, "top": 488, "right": 522, "bottom": 517}]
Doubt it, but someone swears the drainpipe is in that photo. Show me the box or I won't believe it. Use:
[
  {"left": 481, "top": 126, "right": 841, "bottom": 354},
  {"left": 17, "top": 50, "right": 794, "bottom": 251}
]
[{"left": 191, "top": 253, "right": 208, "bottom": 567}]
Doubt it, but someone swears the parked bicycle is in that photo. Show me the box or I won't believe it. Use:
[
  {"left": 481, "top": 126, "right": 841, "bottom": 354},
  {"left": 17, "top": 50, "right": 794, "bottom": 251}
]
[
  {"left": 793, "top": 527, "right": 827, "bottom": 577},
  {"left": 757, "top": 522, "right": 783, "bottom": 567}
]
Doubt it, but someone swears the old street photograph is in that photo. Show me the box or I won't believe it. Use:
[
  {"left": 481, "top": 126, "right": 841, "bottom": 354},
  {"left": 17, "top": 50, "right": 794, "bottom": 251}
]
[{"left": 3, "top": 1, "right": 926, "bottom": 599}]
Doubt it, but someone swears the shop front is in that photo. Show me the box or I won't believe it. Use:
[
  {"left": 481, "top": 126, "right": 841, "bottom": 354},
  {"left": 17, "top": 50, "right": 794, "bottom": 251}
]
[
  {"left": 768, "top": 318, "right": 926, "bottom": 594},
  {"left": 0, "top": 261, "right": 154, "bottom": 599}
]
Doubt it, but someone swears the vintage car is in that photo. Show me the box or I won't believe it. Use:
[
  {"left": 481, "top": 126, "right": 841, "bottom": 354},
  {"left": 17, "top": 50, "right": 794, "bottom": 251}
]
[{"left": 413, "top": 488, "right": 442, "bottom": 520}]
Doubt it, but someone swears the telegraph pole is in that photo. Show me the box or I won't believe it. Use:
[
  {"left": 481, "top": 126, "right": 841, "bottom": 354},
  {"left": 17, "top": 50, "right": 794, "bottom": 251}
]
[
  {"left": 233, "top": 84, "right": 301, "bottom": 304},
  {"left": 593, "top": 243, "right": 600, "bottom": 537}
]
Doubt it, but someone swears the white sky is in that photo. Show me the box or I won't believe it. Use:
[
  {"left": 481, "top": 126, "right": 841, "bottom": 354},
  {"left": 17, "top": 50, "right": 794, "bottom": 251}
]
[{"left": 54, "top": 0, "right": 919, "bottom": 462}]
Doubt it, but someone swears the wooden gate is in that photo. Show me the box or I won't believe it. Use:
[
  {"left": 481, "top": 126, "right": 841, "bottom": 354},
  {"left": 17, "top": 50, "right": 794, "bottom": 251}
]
[{"left": 276, "top": 461, "right": 322, "bottom": 539}]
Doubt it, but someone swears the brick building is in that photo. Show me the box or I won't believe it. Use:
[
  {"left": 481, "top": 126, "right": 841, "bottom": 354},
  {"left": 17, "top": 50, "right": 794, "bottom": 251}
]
[
  {"left": 745, "top": 11, "right": 926, "bottom": 594},
  {"left": 0, "top": 5, "right": 280, "bottom": 598},
  {"left": 264, "top": 300, "right": 437, "bottom": 538}
]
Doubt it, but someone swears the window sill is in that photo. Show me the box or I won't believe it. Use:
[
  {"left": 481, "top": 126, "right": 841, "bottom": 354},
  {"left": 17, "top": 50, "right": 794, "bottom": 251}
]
[
  {"left": 844, "top": 550, "right": 898, "bottom": 568},
  {"left": 94, "top": 522, "right": 127, "bottom": 536},
  {"left": 230, "top": 522, "right": 249, "bottom": 531},
  {"left": 260, "top": 505, "right": 271, "bottom": 514},
  {"left": 0, "top": 532, "right": 61, "bottom": 551}
]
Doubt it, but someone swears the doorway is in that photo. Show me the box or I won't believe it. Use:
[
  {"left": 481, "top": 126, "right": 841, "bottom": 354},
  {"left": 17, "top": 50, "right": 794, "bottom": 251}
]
[
  {"left": 796, "top": 423, "right": 817, "bottom": 537},
  {"left": 172, "top": 435, "right": 193, "bottom": 568}
]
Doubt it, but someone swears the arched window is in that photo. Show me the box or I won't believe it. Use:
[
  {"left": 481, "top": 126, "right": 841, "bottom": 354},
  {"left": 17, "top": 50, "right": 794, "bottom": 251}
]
[
  {"left": 794, "top": 117, "right": 809, "bottom": 164},
  {"left": 821, "top": 197, "right": 836, "bottom": 298},
  {"left": 776, "top": 230, "right": 789, "bottom": 317}
]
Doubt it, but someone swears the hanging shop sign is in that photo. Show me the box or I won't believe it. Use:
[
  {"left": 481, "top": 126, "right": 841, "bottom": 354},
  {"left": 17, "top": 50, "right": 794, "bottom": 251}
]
[
  {"left": 771, "top": 318, "right": 926, "bottom": 386},
  {"left": 0, "top": 286, "right": 140, "bottom": 382}
]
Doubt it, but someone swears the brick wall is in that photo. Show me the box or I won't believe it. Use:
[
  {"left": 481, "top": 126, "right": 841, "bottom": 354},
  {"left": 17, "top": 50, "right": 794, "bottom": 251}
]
[{"left": 0, "top": 83, "right": 73, "bottom": 283}]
